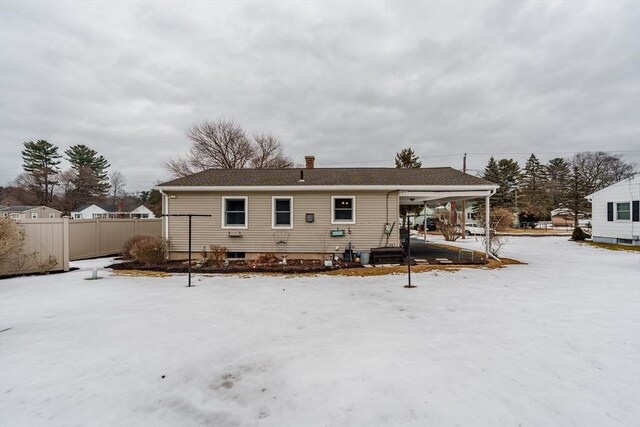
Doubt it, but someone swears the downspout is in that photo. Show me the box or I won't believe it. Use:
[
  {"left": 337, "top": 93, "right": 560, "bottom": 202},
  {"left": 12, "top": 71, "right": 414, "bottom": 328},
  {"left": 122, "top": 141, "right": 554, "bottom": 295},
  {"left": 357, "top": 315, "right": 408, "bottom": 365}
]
[
  {"left": 159, "top": 189, "right": 169, "bottom": 240},
  {"left": 385, "top": 189, "right": 400, "bottom": 223}
]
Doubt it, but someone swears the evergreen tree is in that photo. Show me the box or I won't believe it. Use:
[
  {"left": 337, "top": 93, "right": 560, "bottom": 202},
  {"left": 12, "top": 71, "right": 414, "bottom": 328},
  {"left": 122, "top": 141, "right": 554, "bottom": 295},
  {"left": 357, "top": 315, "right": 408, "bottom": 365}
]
[
  {"left": 495, "top": 158, "right": 521, "bottom": 209},
  {"left": 395, "top": 148, "right": 422, "bottom": 168},
  {"left": 21, "top": 140, "right": 62, "bottom": 205},
  {"left": 567, "top": 164, "right": 588, "bottom": 225},
  {"left": 520, "top": 154, "right": 550, "bottom": 219},
  {"left": 65, "top": 144, "right": 111, "bottom": 200},
  {"left": 482, "top": 156, "right": 501, "bottom": 184},
  {"left": 478, "top": 156, "right": 520, "bottom": 212},
  {"left": 546, "top": 157, "right": 570, "bottom": 209}
]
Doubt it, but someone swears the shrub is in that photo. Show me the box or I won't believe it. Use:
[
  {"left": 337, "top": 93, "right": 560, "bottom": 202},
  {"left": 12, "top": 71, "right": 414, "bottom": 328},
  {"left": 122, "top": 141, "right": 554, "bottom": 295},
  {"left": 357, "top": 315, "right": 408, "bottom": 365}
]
[
  {"left": 571, "top": 227, "right": 589, "bottom": 241},
  {"left": 130, "top": 236, "right": 171, "bottom": 266},
  {"left": 36, "top": 255, "right": 58, "bottom": 273},
  {"left": 207, "top": 245, "right": 227, "bottom": 267},
  {"left": 437, "top": 221, "right": 460, "bottom": 242},
  {"left": 122, "top": 235, "right": 151, "bottom": 260},
  {"left": 0, "top": 217, "right": 25, "bottom": 264}
]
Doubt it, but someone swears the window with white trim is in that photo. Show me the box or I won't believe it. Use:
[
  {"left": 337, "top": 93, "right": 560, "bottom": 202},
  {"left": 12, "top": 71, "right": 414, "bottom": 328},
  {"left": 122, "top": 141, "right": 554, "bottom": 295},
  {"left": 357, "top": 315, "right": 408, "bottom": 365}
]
[
  {"left": 272, "top": 197, "right": 293, "bottom": 228},
  {"left": 222, "top": 197, "right": 248, "bottom": 228},
  {"left": 49, "top": 213, "right": 55, "bottom": 219},
  {"left": 31, "top": 213, "right": 38, "bottom": 219},
  {"left": 332, "top": 196, "right": 356, "bottom": 224},
  {"left": 73, "top": 213, "right": 82, "bottom": 219},
  {"left": 616, "top": 202, "right": 631, "bottom": 220},
  {"left": 10, "top": 213, "right": 20, "bottom": 219}
]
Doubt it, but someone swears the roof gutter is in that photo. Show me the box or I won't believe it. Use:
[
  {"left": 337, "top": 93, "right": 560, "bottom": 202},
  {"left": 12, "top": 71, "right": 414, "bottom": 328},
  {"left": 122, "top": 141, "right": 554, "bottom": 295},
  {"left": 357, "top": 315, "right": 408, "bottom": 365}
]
[{"left": 155, "top": 184, "right": 499, "bottom": 192}]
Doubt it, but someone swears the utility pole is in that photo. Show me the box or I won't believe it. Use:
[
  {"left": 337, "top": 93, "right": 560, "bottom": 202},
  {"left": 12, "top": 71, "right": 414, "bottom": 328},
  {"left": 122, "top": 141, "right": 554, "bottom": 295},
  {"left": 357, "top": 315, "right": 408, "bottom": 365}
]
[{"left": 461, "top": 153, "right": 467, "bottom": 239}]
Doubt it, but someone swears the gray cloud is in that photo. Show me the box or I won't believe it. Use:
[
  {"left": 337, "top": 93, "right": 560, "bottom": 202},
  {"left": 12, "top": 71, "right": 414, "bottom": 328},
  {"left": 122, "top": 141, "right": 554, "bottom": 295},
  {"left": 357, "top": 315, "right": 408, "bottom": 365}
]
[{"left": 1, "top": 0, "right": 638, "bottom": 190}]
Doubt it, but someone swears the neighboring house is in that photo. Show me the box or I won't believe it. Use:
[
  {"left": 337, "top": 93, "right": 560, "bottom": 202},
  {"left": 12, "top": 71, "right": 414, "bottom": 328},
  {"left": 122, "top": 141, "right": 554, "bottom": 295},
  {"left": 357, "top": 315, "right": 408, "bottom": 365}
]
[
  {"left": 586, "top": 174, "right": 640, "bottom": 246},
  {"left": 550, "top": 207, "right": 576, "bottom": 227},
  {"left": 0, "top": 205, "right": 62, "bottom": 220},
  {"left": 71, "top": 203, "right": 155, "bottom": 219},
  {"left": 129, "top": 204, "right": 155, "bottom": 219},
  {"left": 156, "top": 156, "right": 498, "bottom": 260}
]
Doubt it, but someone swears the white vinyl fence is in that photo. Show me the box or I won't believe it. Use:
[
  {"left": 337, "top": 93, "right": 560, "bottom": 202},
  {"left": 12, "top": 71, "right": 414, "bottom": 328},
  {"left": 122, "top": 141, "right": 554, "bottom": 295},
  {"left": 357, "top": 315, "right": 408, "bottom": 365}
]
[{"left": 0, "top": 218, "right": 161, "bottom": 277}]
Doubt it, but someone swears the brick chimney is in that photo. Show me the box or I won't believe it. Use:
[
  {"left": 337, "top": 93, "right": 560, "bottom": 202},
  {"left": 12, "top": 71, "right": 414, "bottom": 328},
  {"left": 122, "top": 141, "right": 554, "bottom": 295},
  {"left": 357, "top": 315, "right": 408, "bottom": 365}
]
[{"left": 305, "top": 156, "right": 315, "bottom": 169}]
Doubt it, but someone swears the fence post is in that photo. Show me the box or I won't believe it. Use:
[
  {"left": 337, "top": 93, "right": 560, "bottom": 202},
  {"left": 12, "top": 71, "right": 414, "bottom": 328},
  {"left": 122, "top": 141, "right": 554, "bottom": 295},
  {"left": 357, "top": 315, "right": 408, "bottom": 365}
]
[
  {"left": 134, "top": 218, "right": 138, "bottom": 236},
  {"left": 62, "top": 216, "right": 70, "bottom": 271},
  {"left": 95, "top": 218, "right": 101, "bottom": 258}
]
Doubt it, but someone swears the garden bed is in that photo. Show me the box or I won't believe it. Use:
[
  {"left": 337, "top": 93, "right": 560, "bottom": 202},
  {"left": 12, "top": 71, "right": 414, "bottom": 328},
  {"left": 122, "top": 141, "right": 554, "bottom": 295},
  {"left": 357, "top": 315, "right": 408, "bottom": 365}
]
[{"left": 108, "top": 258, "right": 364, "bottom": 274}]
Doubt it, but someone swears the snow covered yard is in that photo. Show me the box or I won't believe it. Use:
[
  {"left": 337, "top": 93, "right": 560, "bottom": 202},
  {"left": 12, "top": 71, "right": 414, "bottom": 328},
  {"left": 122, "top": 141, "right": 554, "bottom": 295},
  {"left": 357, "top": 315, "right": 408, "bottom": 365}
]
[{"left": 1, "top": 237, "right": 638, "bottom": 427}]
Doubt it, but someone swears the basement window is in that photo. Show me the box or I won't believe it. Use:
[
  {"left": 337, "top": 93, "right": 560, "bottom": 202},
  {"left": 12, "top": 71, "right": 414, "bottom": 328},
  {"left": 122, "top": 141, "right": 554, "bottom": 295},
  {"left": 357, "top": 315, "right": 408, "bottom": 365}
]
[{"left": 226, "top": 251, "right": 246, "bottom": 259}]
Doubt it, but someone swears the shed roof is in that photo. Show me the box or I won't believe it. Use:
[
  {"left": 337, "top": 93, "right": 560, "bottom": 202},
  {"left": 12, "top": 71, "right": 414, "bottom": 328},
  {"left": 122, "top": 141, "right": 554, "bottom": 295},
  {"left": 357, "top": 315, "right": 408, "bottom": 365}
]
[{"left": 158, "top": 167, "right": 495, "bottom": 188}]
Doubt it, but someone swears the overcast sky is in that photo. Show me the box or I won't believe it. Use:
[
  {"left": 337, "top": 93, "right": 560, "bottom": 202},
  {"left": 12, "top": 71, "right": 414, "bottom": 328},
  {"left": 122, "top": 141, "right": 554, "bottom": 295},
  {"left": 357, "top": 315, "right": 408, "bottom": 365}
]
[{"left": 1, "top": 1, "right": 638, "bottom": 191}]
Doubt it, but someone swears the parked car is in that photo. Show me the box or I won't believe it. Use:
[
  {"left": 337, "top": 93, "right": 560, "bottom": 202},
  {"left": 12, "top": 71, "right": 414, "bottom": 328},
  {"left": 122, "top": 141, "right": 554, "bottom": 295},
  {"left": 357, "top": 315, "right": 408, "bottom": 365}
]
[
  {"left": 457, "top": 223, "right": 487, "bottom": 236},
  {"left": 412, "top": 217, "right": 437, "bottom": 231}
]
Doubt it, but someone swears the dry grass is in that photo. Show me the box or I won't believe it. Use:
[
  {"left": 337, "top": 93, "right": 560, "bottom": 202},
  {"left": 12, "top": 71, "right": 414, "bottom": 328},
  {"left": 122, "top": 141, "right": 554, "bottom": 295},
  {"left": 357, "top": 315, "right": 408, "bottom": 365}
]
[
  {"left": 112, "top": 269, "right": 172, "bottom": 278},
  {"left": 499, "top": 228, "right": 572, "bottom": 235},
  {"left": 323, "top": 256, "right": 524, "bottom": 277},
  {"left": 580, "top": 241, "right": 640, "bottom": 253}
]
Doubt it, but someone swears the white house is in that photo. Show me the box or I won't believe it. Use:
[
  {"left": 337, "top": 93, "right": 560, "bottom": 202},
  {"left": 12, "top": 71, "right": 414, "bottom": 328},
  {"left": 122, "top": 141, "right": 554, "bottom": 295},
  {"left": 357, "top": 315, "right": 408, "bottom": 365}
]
[
  {"left": 71, "top": 203, "right": 155, "bottom": 219},
  {"left": 586, "top": 174, "right": 640, "bottom": 246},
  {"left": 71, "top": 204, "right": 108, "bottom": 219},
  {"left": 129, "top": 205, "right": 155, "bottom": 219}
]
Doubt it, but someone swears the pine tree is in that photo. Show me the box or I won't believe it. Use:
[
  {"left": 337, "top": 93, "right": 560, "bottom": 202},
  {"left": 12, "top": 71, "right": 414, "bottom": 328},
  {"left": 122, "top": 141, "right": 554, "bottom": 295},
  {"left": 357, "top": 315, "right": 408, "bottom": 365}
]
[
  {"left": 477, "top": 156, "right": 520, "bottom": 213},
  {"left": 567, "top": 164, "right": 588, "bottom": 225},
  {"left": 492, "top": 159, "right": 521, "bottom": 209},
  {"left": 482, "top": 156, "right": 501, "bottom": 184},
  {"left": 519, "top": 154, "right": 550, "bottom": 219},
  {"left": 21, "top": 140, "right": 62, "bottom": 205},
  {"left": 65, "top": 144, "right": 111, "bottom": 200},
  {"left": 395, "top": 148, "right": 422, "bottom": 168},
  {"left": 546, "top": 157, "right": 570, "bottom": 209}
]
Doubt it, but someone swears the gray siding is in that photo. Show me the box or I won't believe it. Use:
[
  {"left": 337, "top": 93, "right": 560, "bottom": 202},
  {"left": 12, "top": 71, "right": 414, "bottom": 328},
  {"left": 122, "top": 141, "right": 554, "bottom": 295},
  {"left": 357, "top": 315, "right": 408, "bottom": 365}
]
[{"left": 165, "top": 191, "right": 400, "bottom": 257}]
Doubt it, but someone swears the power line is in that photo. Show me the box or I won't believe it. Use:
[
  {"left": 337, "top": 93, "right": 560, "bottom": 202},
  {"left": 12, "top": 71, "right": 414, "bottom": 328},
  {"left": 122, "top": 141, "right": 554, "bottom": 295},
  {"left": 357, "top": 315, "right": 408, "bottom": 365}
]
[{"left": 323, "top": 149, "right": 640, "bottom": 166}]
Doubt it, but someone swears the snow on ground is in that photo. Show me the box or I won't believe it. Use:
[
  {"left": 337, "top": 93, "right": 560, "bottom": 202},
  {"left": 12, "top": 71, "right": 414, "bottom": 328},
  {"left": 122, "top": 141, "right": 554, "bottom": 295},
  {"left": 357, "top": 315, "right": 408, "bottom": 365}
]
[{"left": 1, "top": 237, "right": 638, "bottom": 427}]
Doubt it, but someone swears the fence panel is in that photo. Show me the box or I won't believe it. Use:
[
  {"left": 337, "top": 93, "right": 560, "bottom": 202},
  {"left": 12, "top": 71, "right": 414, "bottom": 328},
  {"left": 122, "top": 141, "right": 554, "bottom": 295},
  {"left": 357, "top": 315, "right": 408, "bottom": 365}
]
[
  {"left": 69, "top": 218, "right": 161, "bottom": 260},
  {"left": 68, "top": 219, "right": 98, "bottom": 260},
  {"left": 0, "top": 218, "right": 69, "bottom": 276},
  {"left": 1, "top": 218, "right": 162, "bottom": 276}
]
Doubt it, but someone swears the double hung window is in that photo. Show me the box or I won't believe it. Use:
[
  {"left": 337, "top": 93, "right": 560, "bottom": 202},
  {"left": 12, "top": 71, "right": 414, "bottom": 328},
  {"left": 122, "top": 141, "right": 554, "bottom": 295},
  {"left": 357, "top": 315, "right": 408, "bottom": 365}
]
[{"left": 223, "top": 197, "right": 248, "bottom": 228}]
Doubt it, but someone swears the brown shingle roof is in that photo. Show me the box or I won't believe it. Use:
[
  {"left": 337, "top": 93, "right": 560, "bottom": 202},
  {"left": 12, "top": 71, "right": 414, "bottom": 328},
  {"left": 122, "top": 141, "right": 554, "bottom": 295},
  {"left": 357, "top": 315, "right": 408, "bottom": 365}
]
[{"left": 158, "top": 167, "right": 495, "bottom": 187}]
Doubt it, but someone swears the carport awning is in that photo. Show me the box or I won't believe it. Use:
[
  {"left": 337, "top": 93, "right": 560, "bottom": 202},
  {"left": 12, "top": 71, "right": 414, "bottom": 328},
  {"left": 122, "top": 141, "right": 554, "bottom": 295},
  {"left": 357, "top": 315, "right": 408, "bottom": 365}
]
[{"left": 399, "top": 189, "right": 496, "bottom": 207}]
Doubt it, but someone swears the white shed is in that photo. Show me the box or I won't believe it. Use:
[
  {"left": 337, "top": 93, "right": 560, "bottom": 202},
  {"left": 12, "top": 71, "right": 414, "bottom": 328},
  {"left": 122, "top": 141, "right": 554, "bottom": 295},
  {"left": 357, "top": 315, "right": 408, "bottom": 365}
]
[{"left": 586, "top": 174, "right": 640, "bottom": 246}]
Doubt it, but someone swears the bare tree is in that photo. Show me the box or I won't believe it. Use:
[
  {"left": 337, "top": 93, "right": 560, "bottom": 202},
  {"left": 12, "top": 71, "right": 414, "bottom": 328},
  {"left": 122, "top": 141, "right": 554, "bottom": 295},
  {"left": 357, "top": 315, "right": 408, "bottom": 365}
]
[
  {"left": 251, "top": 134, "right": 294, "bottom": 168},
  {"left": 570, "top": 151, "right": 636, "bottom": 194},
  {"left": 109, "top": 171, "right": 127, "bottom": 204},
  {"left": 165, "top": 119, "right": 293, "bottom": 178},
  {"left": 165, "top": 156, "right": 197, "bottom": 179}
]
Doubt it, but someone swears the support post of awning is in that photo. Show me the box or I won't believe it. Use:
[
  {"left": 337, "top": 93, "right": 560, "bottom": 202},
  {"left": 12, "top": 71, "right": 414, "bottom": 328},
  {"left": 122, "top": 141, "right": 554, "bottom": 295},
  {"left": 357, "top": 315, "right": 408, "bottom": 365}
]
[
  {"left": 485, "top": 195, "right": 490, "bottom": 258},
  {"left": 424, "top": 202, "right": 427, "bottom": 242}
]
